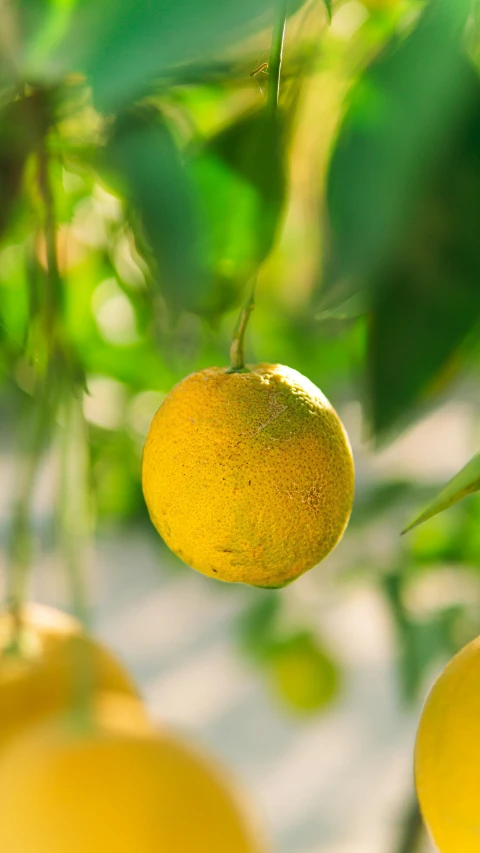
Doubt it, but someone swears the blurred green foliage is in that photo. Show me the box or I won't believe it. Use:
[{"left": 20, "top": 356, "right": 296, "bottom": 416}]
[
  {"left": 2, "top": 0, "right": 480, "bottom": 751},
  {"left": 238, "top": 595, "right": 341, "bottom": 714}
]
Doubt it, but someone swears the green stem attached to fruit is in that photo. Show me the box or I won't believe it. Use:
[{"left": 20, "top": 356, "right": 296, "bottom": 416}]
[
  {"left": 229, "top": 280, "right": 256, "bottom": 372},
  {"left": 229, "top": 0, "right": 288, "bottom": 371}
]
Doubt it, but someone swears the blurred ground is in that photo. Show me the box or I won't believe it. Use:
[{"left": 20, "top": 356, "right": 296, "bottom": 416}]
[{"left": 2, "top": 390, "right": 476, "bottom": 852}]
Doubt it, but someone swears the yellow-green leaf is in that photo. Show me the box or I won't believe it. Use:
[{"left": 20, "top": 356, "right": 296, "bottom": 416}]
[
  {"left": 402, "top": 452, "right": 480, "bottom": 534},
  {"left": 322, "top": 0, "right": 332, "bottom": 23}
]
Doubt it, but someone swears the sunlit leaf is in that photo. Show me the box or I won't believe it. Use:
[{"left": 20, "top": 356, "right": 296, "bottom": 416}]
[
  {"left": 403, "top": 453, "right": 480, "bottom": 534},
  {"left": 17, "top": 0, "right": 79, "bottom": 76},
  {"left": 63, "top": 0, "right": 285, "bottom": 112}
]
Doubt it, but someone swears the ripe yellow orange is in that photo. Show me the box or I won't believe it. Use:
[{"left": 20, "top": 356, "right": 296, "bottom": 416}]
[
  {"left": 0, "top": 693, "right": 267, "bottom": 853},
  {"left": 0, "top": 602, "right": 138, "bottom": 746},
  {"left": 415, "top": 636, "right": 480, "bottom": 852},
  {"left": 142, "top": 364, "right": 354, "bottom": 587}
]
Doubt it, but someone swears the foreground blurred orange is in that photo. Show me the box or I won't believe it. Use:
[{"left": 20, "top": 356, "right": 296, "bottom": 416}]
[
  {"left": 0, "top": 692, "right": 267, "bottom": 853},
  {"left": 0, "top": 602, "right": 138, "bottom": 745}
]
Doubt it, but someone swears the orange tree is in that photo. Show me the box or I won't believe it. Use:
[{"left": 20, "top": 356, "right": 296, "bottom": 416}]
[{"left": 2, "top": 0, "right": 480, "bottom": 850}]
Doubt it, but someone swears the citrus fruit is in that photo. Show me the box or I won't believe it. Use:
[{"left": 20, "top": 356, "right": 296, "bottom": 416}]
[
  {"left": 0, "top": 693, "right": 266, "bottom": 853},
  {"left": 142, "top": 364, "right": 354, "bottom": 587},
  {"left": 415, "top": 636, "right": 480, "bottom": 852},
  {"left": 0, "top": 602, "right": 138, "bottom": 746},
  {"left": 268, "top": 633, "right": 340, "bottom": 714}
]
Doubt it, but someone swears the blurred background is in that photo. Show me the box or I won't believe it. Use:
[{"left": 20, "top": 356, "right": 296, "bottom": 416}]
[{"left": 2, "top": 0, "right": 480, "bottom": 849}]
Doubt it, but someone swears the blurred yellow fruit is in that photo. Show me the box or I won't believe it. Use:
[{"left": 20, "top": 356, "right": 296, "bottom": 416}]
[
  {"left": 142, "top": 364, "right": 354, "bottom": 587},
  {"left": 268, "top": 633, "right": 340, "bottom": 714},
  {"left": 0, "top": 603, "right": 138, "bottom": 745},
  {"left": 415, "top": 636, "right": 480, "bottom": 852},
  {"left": 0, "top": 694, "right": 267, "bottom": 853}
]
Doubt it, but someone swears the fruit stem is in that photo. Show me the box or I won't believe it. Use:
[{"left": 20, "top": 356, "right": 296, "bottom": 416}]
[
  {"left": 267, "top": 0, "right": 288, "bottom": 117},
  {"left": 229, "top": 1, "right": 288, "bottom": 371},
  {"left": 229, "top": 280, "right": 256, "bottom": 372}
]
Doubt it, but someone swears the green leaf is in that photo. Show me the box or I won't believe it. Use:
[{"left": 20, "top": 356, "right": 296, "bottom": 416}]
[
  {"left": 399, "top": 616, "right": 461, "bottom": 702},
  {"left": 237, "top": 593, "right": 281, "bottom": 661},
  {"left": 324, "top": 0, "right": 480, "bottom": 437},
  {"left": 324, "top": 0, "right": 474, "bottom": 305},
  {"left": 19, "top": 0, "right": 308, "bottom": 94},
  {"left": 322, "top": 0, "right": 332, "bottom": 22},
  {"left": 16, "top": 0, "right": 78, "bottom": 78},
  {"left": 403, "top": 453, "right": 480, "bottom": 534},
  {"left": 367, "top": 64, "right": 480, "bottom": 436},
  {"left": 62, "top": 0, "right": 282, "bottom": 112},
  {"left": 91, "top": 431, "right": 144, "bottom": 522},
  {"left": 383, "top": 571, "right": 461, "bottom": 702},
  {"left": 0, "top": 96, "right": 36, "bottom": 242},
  {"left": 187, "top": 108, "right": 287, "bottom": 316},
  {"left": 316, "top": 293, "right": 366, "bottom": 321},
  {"left": 348, "top": 480, "right": 414, "bottom": 528},
  {"left": 104, "top": 108, "right": 203, "bottom": 314}
]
